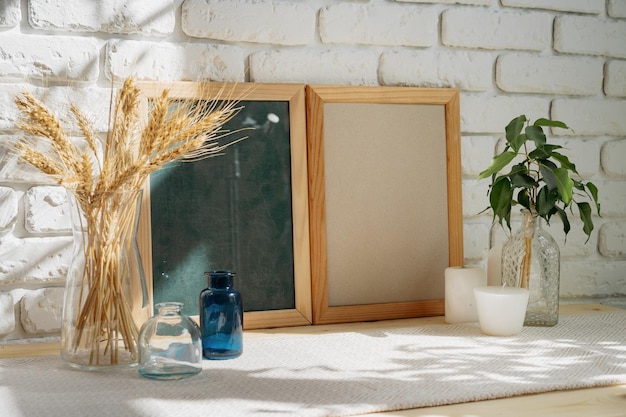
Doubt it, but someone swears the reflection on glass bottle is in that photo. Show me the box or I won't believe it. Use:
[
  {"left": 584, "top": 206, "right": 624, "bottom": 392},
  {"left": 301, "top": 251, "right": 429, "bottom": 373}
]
[
  {"left": 138, "top": 302, "right": 202, "bottom": 380},
  {"left": 199, "top": 270, "right": 243, "bottom": 360}
]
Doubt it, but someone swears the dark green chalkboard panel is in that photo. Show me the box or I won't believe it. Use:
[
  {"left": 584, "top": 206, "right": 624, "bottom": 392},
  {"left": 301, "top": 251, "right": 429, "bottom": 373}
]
[
  {"left": 138, "top": 81, "right": 312, "bottom": 329},
  {"left": 150, "top": 100, "right": 295, "bottom": 317}
]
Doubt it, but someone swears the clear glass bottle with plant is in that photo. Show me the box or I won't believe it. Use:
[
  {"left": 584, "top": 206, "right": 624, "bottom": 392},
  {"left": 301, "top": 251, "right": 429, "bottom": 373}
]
[{"left": 478, "top": 115, "right": 601, "bottom": 326}]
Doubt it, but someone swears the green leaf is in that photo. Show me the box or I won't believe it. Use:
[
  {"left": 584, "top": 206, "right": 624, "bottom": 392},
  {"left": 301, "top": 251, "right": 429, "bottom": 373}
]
[
  {"left": 517, "top": 189, "right": 531, "bottom": 211},
  {"left": 551, "top": 151, "right": 578, "bottom": 173},
  {"left": 501, "top": 163, "right": 528, "bottom": 185},
  {"left": 540, "top": 159, "right": 558, "bottom": 170},
  {"left": 529, "top": 144, "right": 562, "bottom": 160},
  {"left": 506, "top": 115, "right": 526, "bottom": 139},
  {"left": 510, "top": 133, "right": 527, "bottom": 153},
  {"left": 525, "top": 125, "right": 546, "bottom": 147},
  {"left": 533, "top": 118, "right": 569, "bottom": 130},
  {"left": 536, "top": 186, "right": 557, "bottom": 217},
  {"left": 554, "top": 167, "right": 574, "bottom": 204},
  {"left": 554, "top": 206, "right": 571, "bottom": 238},
  {"left": 539, "top": 164, "right": 557, "bottom": 191},
  {"left": 507, "top": 162, "right": 528, "bottom": 176},
  {"left": 539, "top": 164, "right": 573, "bottom": 205},
  {"left": 573, "top": 180, "right": 585, "bottom": 191},
  {"left": 511, "top": 172, "right": 538, "bottom": 188},
  {"left": 541, "top": 144, "right": 563, "bottom": 152},
  {"left": 490, "top": 177, "right": 513, "bottom": 229},
  {"left": 529, "top": 147, "right": 551, "bottom": 160},
  {"left": 577, "top": 202, "right": 594, "bottom": 241},
  {"left": 585, "top": 182, "right": 601, "bottom": 215},
  {"left": 477, "top": 151, "right": 517, "bottom": 180},
  {"left": 505, "top": 115, "right": 527, "bottom": 151}
]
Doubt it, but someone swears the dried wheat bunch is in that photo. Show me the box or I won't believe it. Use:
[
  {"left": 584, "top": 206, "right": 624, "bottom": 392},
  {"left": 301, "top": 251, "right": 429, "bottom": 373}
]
[
  {"left": 13, "top": 77, "right": 245, "bottom": 367},
  {"left": 15, "top": 77, "right": 243, "bottom": 195}
]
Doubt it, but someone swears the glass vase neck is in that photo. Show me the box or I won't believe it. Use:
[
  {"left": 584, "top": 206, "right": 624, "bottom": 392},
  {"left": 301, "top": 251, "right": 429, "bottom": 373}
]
[
  {"left": 155, "top": 302, "right": 183, "bottom": 315},
  {"left": 521, "top": 209, "right": 543, "bottom": 235},
  {"left": 521, "top": 208, "right": 539, "bottom": 218}
]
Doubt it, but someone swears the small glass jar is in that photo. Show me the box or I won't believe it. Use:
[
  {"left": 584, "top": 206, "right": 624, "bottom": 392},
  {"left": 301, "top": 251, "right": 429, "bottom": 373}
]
[
  {"left": 199, "top": 270, "right": 243, "bottom": 360},
  {"left": 137, "top": 302, "right": 202, "bottom": 380}
]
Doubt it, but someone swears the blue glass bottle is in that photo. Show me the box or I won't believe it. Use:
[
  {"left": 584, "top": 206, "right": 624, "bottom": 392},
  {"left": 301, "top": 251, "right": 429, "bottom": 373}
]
[{"left": 199, "top": 270, "right": 243, "bottom": 359}]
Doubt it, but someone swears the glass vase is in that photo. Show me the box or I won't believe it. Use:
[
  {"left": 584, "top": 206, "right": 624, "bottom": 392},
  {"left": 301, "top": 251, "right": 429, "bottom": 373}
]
[
  {"left": 138, "top": 302, "right": 202, "bottom": 380},
  {"left": 199, "top": 270, "right": 243, "bottom": 359},
  {"left": 61, "top": 189, "right": 149, "bottom": 370},
  {"left": 501, "top": 209, "right": 560, "bottom": 326}
]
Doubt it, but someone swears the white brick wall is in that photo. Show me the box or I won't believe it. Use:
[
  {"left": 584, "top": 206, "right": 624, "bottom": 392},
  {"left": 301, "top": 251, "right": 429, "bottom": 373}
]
[
  {"left": 609, "top": 0, "right": 626, "bottom": 18},
  {"left": 24, "top": 186, "right": 71, "bottom": 233},
  {"left": 399, "top": 0, "right": 493, "bottom": 5},
  {"left": 589, "top": 180, "right": 626, "bottom": 217},
  {"left": 554, "top": 16, "right": 626, "bottom": 58},
  {"left": 182, "top": 0, "right": 316, "bottom": 45},
  {"left": 0, "top": 236, "right": 72, "bottom": 285},
  {"left": 0, "top": 0, "right": 19, "bottom": 27},
  {"left": 461, "top": 136, "right": 497, "bottom": 176},
  {"left": 0, "top": 35, "right": 100, "bottom": 83},
  {"left": 19, "top": 288, "right": 64, "bottom": 334},
  {"left": 599, "top": 221, "right": 626, "bottom": 258},
  {"left": 561, "top": 261, "right": 626, "bottom": 297},
  {"left": 460, "top": 95, "right": 550, "bottom": 133},
  {"left": 496, "top": 54, "right": 603, "bottom": 95},
  {"left": 29, "top": 0, "right": 180, "bottom": 36},
  {"left": 601, "top": 139, "right": 626, "bottom": 177},
  {"left": 250, "top": 49, "right": 379, "bottom": 85},
  {"left": 605, "top": 60, "right": 626, "bottom": 96},
  {"left": 552, "top": 99, "right": 626, "bottom": 136},
  {"left": 380, "top": 51, "right": 493, "bottom": 91},
  {"left": 0, "top": 0, "right": 625, "bottom": 344},
  {"left": 501, "top": 0, "right": 604, "bottom": 14},
  {"left": 0, "top": 87, "right": 112, "bottom": 133},
  {"left": 549, "top": 138, "right": 600, "bottom": 179},
  {"left": 0, "top": 187, "right": 18, "bottom": 231},
  {"left": 106, "top": 40, "right": 245, "bottom": 82},
  {"left": 319, "top": 4, "right": 438, "bottom": 47},
  {"left": 442, "top": 9, "right": 553, "bottom": 51}
]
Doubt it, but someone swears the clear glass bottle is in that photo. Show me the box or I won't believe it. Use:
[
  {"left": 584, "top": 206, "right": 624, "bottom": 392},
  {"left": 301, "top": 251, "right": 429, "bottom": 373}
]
[
  {"left": 138, "top": 302, "right": 203, "bottom": 380},
  {"left": 199, "top": 270, "right": 243, "bottom": 360},
  {"left": 501, "top": 210, "right": 560, "bottom": 327}
]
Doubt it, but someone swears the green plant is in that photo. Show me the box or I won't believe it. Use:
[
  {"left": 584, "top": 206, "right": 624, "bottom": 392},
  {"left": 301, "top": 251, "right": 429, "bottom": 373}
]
[{"left": 478, "top": 115, "right": 601, "bottom": 241}]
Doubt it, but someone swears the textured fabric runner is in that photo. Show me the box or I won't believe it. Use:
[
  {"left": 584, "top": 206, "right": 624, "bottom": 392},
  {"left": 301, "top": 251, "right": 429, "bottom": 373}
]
[{"left": 1, "top": 312, "right": 625, "bottom": 417}]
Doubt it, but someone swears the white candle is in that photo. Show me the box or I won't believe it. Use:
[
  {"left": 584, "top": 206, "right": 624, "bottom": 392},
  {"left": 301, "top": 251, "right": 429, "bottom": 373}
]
[
  {"left": 473, "top": 286, "right": 529, "bottom": 336},
  {"left": 487, "top": 242, "right": 503, "bottom": 286},
  {"left": 444, "top": 266, "right": 487, "bottom": 324}
]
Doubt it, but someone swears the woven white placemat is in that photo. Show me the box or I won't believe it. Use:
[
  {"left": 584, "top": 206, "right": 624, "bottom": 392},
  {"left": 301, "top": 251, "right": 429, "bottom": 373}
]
[{"left": 1, "top": 312, "right": 625, "bottom": 417}]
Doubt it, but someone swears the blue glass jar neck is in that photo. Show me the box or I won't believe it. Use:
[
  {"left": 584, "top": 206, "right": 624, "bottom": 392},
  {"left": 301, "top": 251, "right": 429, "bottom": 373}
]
[{"left": 206, "top": 271, "right": 235, "bottom": 290}]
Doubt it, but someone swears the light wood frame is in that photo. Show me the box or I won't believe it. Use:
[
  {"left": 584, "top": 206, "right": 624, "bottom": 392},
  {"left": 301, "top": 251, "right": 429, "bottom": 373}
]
[
  {"left": 137, "top": 82, "right": 312, "bottom": 329},
  {"left": 306, "top": 85, "right": 463, "bottom": 325}
]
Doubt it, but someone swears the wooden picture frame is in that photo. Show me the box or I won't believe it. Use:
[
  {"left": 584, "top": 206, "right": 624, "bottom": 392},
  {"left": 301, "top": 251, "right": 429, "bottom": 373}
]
[
  {"left": 137, "top": 82, "right": 312, "bottom": 329},
  {"left": 306, "top": 85, "right": 463, "bottom": 325}
]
